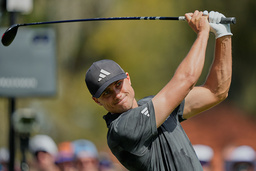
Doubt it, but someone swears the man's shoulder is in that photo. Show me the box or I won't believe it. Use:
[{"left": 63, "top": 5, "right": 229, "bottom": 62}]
[{"left": 137, "top": 95, "right": 154, "bottom": 106}]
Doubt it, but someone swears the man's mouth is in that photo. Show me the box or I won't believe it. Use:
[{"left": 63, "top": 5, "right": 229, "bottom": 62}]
[{"left": 115, "top": 96, "right": 126, "bottom": 105}]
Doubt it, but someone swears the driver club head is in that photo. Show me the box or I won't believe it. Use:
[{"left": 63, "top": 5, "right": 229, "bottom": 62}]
[{"left": 1, "top": 24, "right": 19, "bottom": 46}]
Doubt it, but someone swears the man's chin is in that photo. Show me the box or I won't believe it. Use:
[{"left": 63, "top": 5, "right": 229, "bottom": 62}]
[{"left": 112, "top": 106, "right": 131, "bottom": 114}]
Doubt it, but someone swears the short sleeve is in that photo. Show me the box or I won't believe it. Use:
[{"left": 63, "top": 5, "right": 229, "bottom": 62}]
[{"left": 177, "top": 100, "right": 186, "bottom": 122}]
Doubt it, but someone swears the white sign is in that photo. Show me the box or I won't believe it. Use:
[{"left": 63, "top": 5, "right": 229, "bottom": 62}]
[
  {"left": 0, "top": 27, "right": 57, "bottom": 97},
  {"left": 7, "top": 0, "right": 33, "bottom": 14}
]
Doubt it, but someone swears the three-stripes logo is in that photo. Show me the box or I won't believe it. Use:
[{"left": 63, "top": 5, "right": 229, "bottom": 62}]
[
  {"left": 141, "top": 107, "right": 150, "bottom": 117},
  {"left": 98, "top": 69, "right": 111, "bottom": 82}
]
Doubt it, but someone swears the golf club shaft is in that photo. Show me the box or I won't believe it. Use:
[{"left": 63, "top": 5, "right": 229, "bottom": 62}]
[
  {"left": 17, "top": 16, "right": 183, "bottom": 27},
  {"left": 16, "top": 16, "right": 236, "bottom": 27}
]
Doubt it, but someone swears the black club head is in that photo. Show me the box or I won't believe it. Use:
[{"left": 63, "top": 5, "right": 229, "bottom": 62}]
[{"left": 1, "top": 24, "right": 19, "bottom": 46}]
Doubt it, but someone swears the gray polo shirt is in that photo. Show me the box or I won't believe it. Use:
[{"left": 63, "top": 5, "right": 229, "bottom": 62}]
[{"left": 103, "top": 96, "right": 203, "bottom": 171}]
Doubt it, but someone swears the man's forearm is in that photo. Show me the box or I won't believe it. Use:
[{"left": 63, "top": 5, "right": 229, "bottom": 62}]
[
  {"left": 205, "top": 36, "right": 232, "bottom": 99},
  {"left": 174, "top": 31, "right": 209, "bottom": 87}
]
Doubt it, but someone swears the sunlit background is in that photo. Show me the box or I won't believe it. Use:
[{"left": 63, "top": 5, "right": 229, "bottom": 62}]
[{"left": 0, "top": 0, "right": 255, "bottom": 170}]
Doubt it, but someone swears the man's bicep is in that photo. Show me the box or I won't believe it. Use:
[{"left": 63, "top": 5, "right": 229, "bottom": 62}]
[
  {"left": 183, "top": 86, "right": 221, "bottom": 119},
  {"left": 152, "top": 78, "right": 193, "bottom": 127}
]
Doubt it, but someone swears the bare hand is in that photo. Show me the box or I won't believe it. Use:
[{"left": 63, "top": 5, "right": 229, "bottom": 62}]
[{"left": 185, "top": 10, "right": 210, "bottom": 34}]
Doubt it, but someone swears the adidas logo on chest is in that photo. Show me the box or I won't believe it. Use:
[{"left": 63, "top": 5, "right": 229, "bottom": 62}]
[{"left": 141, "top": 107, "right": 150, "bottom": 117}]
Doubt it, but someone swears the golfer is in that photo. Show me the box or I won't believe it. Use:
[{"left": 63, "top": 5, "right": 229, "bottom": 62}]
[{"left": 85, "top": 10, "right": 232, "bottom": 171}]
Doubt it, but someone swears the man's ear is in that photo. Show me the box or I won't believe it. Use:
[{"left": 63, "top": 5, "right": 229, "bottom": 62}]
[
  {"left": 126, "top": 72, "right": 131, "bottom": 84},
  {"left": 92, "top": 97, "right": 102, "bottom": 106}
]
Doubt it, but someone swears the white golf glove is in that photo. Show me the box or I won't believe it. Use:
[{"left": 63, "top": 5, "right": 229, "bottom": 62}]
[{"left": 209, "top": 11, "right": 233, "bottom": 39}]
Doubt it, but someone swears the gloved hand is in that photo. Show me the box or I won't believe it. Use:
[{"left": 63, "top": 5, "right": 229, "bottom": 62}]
[{"left": 209, "top": 11, "right": 233, "bottom": 39}]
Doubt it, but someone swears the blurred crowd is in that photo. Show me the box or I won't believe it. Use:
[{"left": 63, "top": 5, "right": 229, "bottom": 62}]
[
  {"left": 0, "top": 135, "right": 125, "bottom": 171},
  {"left": 0, "top": 135, "right": 256, "bottom": 171},
  {"left": 193, "top": 144, "right": 256, "bottom": 171}
]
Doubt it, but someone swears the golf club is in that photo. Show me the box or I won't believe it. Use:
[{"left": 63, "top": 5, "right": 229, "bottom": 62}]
[{"left": 1, "top": 16, "right": 236, "bottom": 47}]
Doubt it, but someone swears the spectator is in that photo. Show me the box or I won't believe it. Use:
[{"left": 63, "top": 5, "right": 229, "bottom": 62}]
[
  {"left": 56, "top": 141, "right": 76, "bottom": 171},
  {"left": 225, "top": 145, "right": 256, "bottom": 171},
  {"left": 29, "top": 134, "right": 60, "bottom": 171},
  {"left": 193, "top": 144, "right": 214, "bottom": 171},
  {"left": 0, "top": 148, "right": 9, "bottom": 171},
  {"left": 72, "top": 139, "right": 99, "bottom": 171},
  {"left": 98, "top": 152, "right": 118, "bottom": 171}
]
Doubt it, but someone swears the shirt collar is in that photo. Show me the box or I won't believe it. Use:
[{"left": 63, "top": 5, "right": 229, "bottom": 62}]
[{"left": 103, "top": 112, "right": 122, "bottom": 128}]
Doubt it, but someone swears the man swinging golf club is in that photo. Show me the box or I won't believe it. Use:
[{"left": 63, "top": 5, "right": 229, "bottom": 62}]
[{"left": 85, "top": 10, "right": 232, "bottom": 171}]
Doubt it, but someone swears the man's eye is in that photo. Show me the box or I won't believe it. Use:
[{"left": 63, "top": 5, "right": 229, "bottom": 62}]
[
  {"left": 103, "top": 90, "right": 110, "bottom": 95},
  {"left": 116, "top": 81, "right": 122, "bottom": 87}
]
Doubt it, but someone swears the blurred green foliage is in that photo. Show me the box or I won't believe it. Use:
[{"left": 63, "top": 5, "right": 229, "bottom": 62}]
[{"left": 0, "top": 0, "right": 255, "bottom": 156}]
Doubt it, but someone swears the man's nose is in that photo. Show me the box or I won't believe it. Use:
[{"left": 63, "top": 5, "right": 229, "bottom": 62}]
[{"left": 113, "top": 88, "right": 121, "bottom": 98}]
